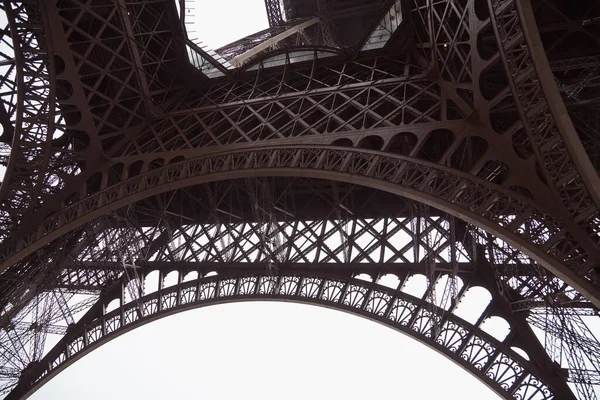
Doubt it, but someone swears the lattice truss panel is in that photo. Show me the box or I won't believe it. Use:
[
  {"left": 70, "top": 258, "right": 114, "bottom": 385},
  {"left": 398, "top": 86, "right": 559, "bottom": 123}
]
[
  {"left": 0, "top": 1, "right": 71, "bottom": 242},
  {"left": 0, "top": 0, "right": 599, "bottom": 399},
  {"left": 264, "top": 0, "right": 286, "bottom": 27},
  {"left": 0, "top": 179, "right": 598, "bottom": 399},
  {"left": 0, "top": 0, "right": 195, "bottom": 274},
  {"left": 533, "top": 0, "right": 600, "bottom": 172}
]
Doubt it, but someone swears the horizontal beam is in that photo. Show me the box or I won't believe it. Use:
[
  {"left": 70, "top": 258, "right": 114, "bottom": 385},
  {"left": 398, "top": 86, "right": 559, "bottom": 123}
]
[
  {"left": 569, "top": 369, "right": 600, "bottom": 385},
  {"left": 9, "top": 321, "right": 67, "bottom": 336},
  {"left": 58, "top": 260, "right": 577, "bottom": 281},
  {"left": 229, "top": 18, "right": 320, "bottom": 67},
  {"left": 60, "top": 260, "right": 477, "bottom": 277}
]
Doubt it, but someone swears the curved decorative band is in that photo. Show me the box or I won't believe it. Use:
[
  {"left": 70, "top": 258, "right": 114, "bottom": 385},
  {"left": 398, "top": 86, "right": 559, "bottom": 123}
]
[
  {"left": 20, "top": 273, "right": 555, "bottom": 400},
  {"left": 1, "top": 146, "right": 597, "bottom": 306}
]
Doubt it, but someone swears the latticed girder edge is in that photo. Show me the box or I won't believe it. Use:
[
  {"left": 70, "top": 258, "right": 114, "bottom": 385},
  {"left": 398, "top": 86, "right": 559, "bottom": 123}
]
[{"left": 9, "top": 272, "right": 572, "bottom": 400}]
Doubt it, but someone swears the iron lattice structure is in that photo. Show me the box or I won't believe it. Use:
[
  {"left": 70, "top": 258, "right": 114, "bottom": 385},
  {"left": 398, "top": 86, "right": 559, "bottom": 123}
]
[{"left": 0, "top": 0, "right": 599, "bottom": 398}]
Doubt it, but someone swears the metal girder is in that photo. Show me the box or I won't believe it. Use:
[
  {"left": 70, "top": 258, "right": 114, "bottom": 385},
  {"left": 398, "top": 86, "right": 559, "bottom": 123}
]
[
  {"left": 6, "top": 271, "right": 574, "bottom": 400},
  {"left": 551, "top": 56, "right": 600, "bottom": 72},
  {"left": 455, "top": 220, "right": 576, "bottom": 399},
  {"left": 488, "top": 0, "right": 600, "bottom": 283},
  {"left": 264, "top": 0, "right": 284, "bottom": 27},
  {"left": 0, "top": 0, "right": 600, "bottom": 398},
  {"left": 3, "top": 145, "right": 599, "bottom": 307},
  {"left": 59, "top": 260, "right": 476, "bottom": 277},
  {"left": 229, "top": 18, "right": 321, "bottom": 68},
  {"left": 0, "top": 1, "right": 63, "bottom": 241},
  {"left": 2, "top": 198, "right": 599, "bottom": 398}
]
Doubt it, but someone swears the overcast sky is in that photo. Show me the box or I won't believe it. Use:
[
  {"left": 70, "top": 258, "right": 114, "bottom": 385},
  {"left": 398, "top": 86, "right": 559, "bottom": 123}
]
[
  {"left": 31, "top": 302, "right": 500, "bottom": 399},
  {"left": 182, "top": 0, "right": 269, "bottom": 49}
]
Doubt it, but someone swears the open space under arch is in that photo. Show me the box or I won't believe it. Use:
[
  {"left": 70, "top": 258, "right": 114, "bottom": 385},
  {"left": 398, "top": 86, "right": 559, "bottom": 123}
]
[{"left": 30, "top": 302, "right": 502, "bottom": 400}]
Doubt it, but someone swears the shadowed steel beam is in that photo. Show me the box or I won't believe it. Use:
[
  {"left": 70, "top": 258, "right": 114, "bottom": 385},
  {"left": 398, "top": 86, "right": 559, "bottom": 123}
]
[
  {"left": 7, "top": 272, "right": 574, "bottom": 400},
  {"left": 229, "top": 17, "right": 320, "bottom": 67},
  {"left": 116, "top": 0, "right": 153, "bottom": 113},
  {"left": 60, "top": 260, "right": 478, "bottom": 276},
  {"left": 58, "top": 260, "right": 574, "bottom": 279},
  {"left": 264, "top": 0, "right": 284, "bottom": 26}
]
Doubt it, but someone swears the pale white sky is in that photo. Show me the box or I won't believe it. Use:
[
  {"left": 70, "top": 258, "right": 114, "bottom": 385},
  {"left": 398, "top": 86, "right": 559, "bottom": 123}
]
[
  {"left": 183, "top": 0, "right": 269, "bottom": 49},
  {"left": 31, "top": 302, "right": 500, "bottom": 399}
]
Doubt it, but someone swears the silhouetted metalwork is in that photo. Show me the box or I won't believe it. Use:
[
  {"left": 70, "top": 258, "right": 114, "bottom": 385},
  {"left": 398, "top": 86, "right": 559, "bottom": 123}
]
[{"left": 0, "top": 0, "right": 599, "bottom": 399}]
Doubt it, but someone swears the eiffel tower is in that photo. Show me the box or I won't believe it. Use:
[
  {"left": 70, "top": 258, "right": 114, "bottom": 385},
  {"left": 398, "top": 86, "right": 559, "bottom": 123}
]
[{"left": 0, "top": 0, "right": 599, "bottom": 398}]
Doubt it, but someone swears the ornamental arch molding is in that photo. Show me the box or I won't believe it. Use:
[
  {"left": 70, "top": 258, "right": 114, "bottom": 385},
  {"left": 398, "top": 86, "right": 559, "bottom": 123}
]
[
  {"left": 12, "top": 273, "right": 563, "bottom": 400},
  {"left": 1, "top": 146, "right": 599, "bottom": 307}
]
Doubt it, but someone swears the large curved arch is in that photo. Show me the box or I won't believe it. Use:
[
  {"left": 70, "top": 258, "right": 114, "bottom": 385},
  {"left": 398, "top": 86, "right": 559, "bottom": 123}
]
[
  {"left": 14, "top": 272, "right": 559, "bottom": 400},
  {"left": 0, "top": 145, "right": 597, "bottom": 306}
]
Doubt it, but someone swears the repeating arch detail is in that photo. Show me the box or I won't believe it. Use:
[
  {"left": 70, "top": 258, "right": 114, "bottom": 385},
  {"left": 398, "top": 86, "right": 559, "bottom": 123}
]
[{"left": 20, "top": 273, "right": 556, "bottom": 400}]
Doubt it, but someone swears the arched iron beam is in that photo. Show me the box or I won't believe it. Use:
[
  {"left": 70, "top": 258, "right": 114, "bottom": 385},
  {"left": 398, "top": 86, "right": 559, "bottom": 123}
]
[
  {"left": 0, "top": 145, "right": 597, "bottom": 306},
  {"left": 8, "top": 272, "right": 569, "bottom": 400},
  {"left": 490, "top": 0, "right": 600, "bottom": 234}
]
